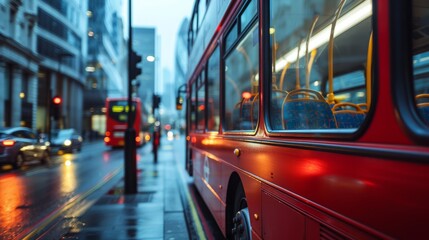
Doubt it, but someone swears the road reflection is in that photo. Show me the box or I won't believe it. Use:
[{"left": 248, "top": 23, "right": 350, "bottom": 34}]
[
  {"left": 0, "top": 141, "right": 124, "bottom": 238},
  {"left": 60, "top": 156, "right": 77, "bottom": 194},
  {"left": 0, "top": 173, "right": 26, "bottom": 238}
]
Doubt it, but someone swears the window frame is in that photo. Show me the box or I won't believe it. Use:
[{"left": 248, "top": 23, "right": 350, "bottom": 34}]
[
  {"left": 196, "top": 69, "right": 207, "bottom": 132},
  {"left": 391, "top": 1, "right": 429, "bottom": 144},
  {"left": 222, "top": 0, "right": 260, "bottom": 134},
  {"left": 264, "top": 0, "right": 376, "bottom": 139},
  {"left": 207, "top": 45, "right": 221, "bottom": 132}
]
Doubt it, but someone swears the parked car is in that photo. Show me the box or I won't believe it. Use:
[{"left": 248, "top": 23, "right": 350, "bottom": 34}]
[
  {"left": 50, "top": 129, "right": 83, "bottom": 154},
  {"left": 0, "top": 127, "right": 51, "bottom": 169}
]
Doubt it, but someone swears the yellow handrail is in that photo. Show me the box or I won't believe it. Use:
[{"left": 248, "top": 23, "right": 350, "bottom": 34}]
[
  {"left": 279, "top": 62, "right": 290, "bottom": 91},
  {"left": 366, "top": 32, "right": 373, "bottom": 109},
  {"left": 271, "top": 29, "right": 278, "bottom": 88},
  {"left": 327, "top": 0, "right": 346, "bottom": 104},
  {"left": 296, "top": 39, "right": 303, "bottom": 90},
  {"left": 306, "top": 16, "right": 319, "bottom": 89}
]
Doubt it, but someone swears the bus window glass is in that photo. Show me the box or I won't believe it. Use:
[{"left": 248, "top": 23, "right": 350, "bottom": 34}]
[
  {"left": 225, "top": 23, "right": 238, "bottom": 51},
  {"left": 269, "top": 0, "right": 372, "bottom": 131},
  {"left": 193, "top": 12, "right": 198, "bottom": 34},
  {"left": 191, "top": 82, "right": 197, "bottom": 131},
  {"left": 188, "top": 29, "right": 194, "bottom": 51},
  {"left": 208, "top": 47, "right": 220, "bottom": 132},
  {"left": 224, "top": 23, "right": 259, "bottom": 131},
  {"left": 198, "top": 0, "right": 207, "bottom": 26},
  {"left": 240, "top": 0, "right": 257, "bottom": 32},
  {"left": 108, "top": 100, "right": 136, "bottom": 123},
  {"left": 197, "top": 72, "right": 206, "bottom": 131},
  {"left": 412, "top": 2, "right": 429, "bottom": 127}
]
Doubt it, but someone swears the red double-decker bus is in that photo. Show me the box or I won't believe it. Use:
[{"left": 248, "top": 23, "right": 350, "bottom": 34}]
[
  {"left": 181, "top": 0, "right": 429, "bottom": 239},
  {"left": 104, "top": 97, "right": 144, "bottom": 147}
]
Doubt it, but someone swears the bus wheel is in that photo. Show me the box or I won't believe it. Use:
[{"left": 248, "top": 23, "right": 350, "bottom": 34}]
[{"left": 231, "top": 184, "right": 252, "bottom": 239}]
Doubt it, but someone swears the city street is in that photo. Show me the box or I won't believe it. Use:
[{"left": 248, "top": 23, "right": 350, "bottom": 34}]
[
  {"left": 0, "top": 141, "right": 124, "bottom": 239},
  {"left": 0, "top": 137, "right": 224, "bottom": 239}
]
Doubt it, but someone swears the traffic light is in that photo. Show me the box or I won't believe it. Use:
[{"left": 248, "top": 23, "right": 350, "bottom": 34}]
[
  {"left": 51, "top": 95, "right": 62, "bottom": 120},
  {"left": 153, "top": 94, "right": 161, "bottom": 109},
  {"left": 176, "top": 96, "right": 184, "bottom": 110},
  {"left": 130, "top": 50, "right": 142, "bottom": 80}
]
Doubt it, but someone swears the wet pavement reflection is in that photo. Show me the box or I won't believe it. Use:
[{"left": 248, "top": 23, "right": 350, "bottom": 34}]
[{"left": 0, "top": 141, "right": 123, "bottom": 239}]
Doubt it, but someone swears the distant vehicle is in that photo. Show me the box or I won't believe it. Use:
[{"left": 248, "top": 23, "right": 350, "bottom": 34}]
[
  {"left": 104, "top": 98, "right": 144, "bottom": 147},
  {"left": 50, "top": 129, "right": 83, "bottom": 154},
  {"left": 0, "top": 127, "right": 50, "bottom": 169}
]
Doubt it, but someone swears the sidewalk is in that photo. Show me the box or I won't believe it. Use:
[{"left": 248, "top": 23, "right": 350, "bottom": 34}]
[{"left": 61, "top": 139, "right": 190, "bottom": 240}]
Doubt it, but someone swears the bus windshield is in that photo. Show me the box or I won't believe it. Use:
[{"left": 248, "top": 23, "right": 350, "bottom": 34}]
[{"left": 107, "top": 100, "right": 136, "bottom": 123}]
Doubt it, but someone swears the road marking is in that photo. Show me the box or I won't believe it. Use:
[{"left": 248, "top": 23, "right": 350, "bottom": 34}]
[{"left": 17, "top": 166, "right": 123, "bottom": 240}]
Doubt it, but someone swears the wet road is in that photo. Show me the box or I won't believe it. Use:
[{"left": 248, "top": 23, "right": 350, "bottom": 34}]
[{"left": 0, "top": 141, "right": 123, "bottom": 239}]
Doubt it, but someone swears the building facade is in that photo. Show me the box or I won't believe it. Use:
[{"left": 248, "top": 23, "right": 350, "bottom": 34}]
[
  {"left": 36, "top": 0, "right": 88, "bottom": 134},
  {"left": 84, "top": 0, "right": 127, "bottom": 138},
  {"left": 133, "top": 27, "right": 156, "bottom": 124},
  {"left": 0, "top": 0, "right": 40, "bottom": 129},
  {"left": 173, "top": 18, "right": 189, "bottom": 131}
]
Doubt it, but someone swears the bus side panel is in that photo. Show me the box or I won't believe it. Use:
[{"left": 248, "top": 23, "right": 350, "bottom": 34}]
[
  {"left": 192, "top": 145, "right": 204, "bottom": 194},
  {"left": 191, "top": 143, "right": 223, "bottom": 228},
  {"left": 215, "top": 139, "right": 263, "bottom": 238},
  {"left": 244, "top": 141, "right": 429, "bottom": 239},
  {"left": 261, "top": 190, "right": 305, "bottom": 239},
  {"left": 192, "top": 135, "right": 264, "bottom": 237},
  {"left": 261, "top": 182, "right": 379, "bottom": 239}
]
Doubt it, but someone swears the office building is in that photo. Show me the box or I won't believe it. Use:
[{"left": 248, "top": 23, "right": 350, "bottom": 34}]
[
  {"left": 133, "top": 27, "right": 156, "bottom": 124},
  {"left": 84, "top": 0, "right": 127, "bottom": 137},
  {"left": 36, "top": 0, "right": 88, "bottom": 134},
  {"left": 0, "top": 0, "right": 40, "bottom": 129}
]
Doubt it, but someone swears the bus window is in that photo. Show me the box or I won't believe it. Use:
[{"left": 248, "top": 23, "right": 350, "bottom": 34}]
[
  {"left": 197, "top": 71, "right": 206, "bottom": 131},
  {"left": 240, "top": 0, "right": 257, "bottom": 32},
  {"left": 412, "top": 2, "right": 429, "bottom": 127},
  {"left": 225, "top": 22, "right": 238, "bottom": 52},
  {"left": 269, "top": 0, "right": 372, "bottom": 131},
  {"left": 108, "top": 100, "right": 135, "bottom": 123},
  {"left": 190, "top": 82, "right": 197, "bottom": 131},
  {"left": 207, "top": 47, "right": 220, "bottom": 132},
  {"left": 224, "top": 23, "right": 259, "bottom": 131}
]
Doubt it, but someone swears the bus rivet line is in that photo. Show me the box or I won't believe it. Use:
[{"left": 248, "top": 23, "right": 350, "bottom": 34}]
[
  {"left": 233, "top": 148, "right": 241, "bottom": 157},
  {"left": 254, "top": 214, "right": 259, "bottom": 220}
]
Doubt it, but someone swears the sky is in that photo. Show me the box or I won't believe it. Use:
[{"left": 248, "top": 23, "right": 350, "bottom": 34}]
[{"left": 124, "top": 0, "right": 194, "bottom": 86}]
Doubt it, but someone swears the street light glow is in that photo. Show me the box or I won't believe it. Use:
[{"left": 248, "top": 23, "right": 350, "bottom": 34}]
[
  {"left": 86, "top": 66, "right": 95, "bottom": 72},
  {"left": 146, "top": 55, "right": 155, "bottom": 62}
]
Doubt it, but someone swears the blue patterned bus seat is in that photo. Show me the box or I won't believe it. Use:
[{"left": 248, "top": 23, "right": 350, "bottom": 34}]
[
  {"left": 332, "top": 103, "right": 366, "bottom": 128},
  {"left": 283, "top": 89, "right": 337, "bottom": 130}
]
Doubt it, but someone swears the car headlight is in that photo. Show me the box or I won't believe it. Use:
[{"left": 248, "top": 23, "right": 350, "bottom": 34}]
[{"left": 64, "top": 139, "right": 72, "bottom": 146}]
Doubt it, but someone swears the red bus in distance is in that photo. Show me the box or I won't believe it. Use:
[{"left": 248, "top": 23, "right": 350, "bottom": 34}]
[{"left": 104, "top": 98, "right": 144, "bottom": 147}]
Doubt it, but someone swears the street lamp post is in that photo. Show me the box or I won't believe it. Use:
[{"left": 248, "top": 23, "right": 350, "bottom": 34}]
[{"left": 124, "top": 0, "right": 137, "bottom": 194}]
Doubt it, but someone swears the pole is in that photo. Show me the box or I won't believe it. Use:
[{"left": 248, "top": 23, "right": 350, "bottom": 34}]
[
  {"left": 124, "top": 0, "right": 137, "bottom": 194},
  {"left": 48, "top": 88, "right": 52, "bottom": 144}
]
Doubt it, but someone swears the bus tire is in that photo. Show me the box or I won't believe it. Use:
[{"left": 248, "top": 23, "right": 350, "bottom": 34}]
[{"left": 230, "top": 183, "right": 252, "bottom": 239}]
